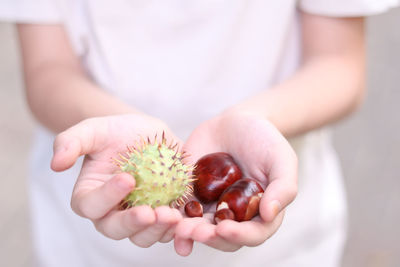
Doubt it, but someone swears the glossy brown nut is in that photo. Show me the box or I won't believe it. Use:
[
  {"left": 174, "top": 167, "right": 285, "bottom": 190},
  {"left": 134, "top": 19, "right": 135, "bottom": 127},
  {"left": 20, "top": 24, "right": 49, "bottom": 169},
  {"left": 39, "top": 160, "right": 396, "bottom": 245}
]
[
  {"left": 216, "top": 178, "right": 264, "bottom": 222},
  {"left": 193, "top": 152, "right": 242, "bottom": 203},
  {"left": 119, "top": 200, "right": 130, "bottom": 210},
  {"left": 184, "top": 201, "right": 203, "bottom": 217},
  {"left": 214, "top": 208, "right": 235, "bottom": 224}
]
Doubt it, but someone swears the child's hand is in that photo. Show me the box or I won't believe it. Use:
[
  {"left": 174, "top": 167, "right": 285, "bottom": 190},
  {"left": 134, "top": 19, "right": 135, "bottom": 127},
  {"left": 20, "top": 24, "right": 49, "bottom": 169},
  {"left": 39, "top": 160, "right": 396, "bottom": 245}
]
[
  {"left": 51, "top": 114, "right": 183, "bottom": 247},
  {"left": 174, "top": 111, "right": 298, "bottom": 256}
]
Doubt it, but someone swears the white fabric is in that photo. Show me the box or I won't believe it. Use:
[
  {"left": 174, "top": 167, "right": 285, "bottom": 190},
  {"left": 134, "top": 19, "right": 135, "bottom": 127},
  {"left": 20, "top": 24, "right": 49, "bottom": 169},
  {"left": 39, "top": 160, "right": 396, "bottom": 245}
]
[
  {"left": 0, "top": 0, "right": 61, "bottom": 23},
  {"left": 1, "top": 0, "right": 398, "bottom": 266},
  {"left": 299, "top": 0, "right": 400, "bottom": 16}
]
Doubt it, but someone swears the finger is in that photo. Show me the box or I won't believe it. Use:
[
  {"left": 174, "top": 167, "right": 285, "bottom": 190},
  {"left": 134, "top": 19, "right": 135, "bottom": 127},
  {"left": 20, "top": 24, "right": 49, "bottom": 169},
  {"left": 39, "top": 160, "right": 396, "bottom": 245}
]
[
  {"left": 260, "top": 179, "right": 296, "bottom": 222},
  {"left": 159, "top": 209, "right": 182, "bottom": 243},
  {"left": 51, "top": 133, "right": 82, "bottom": 172},
  {"left": 174, "top": 217, "right": 209, "bottom": 256},
  {"left": 175, "top": 214, "right": 240, "bottom": 253},
  {"left": 159, "top": 227, "right": 175, "bottom": 243},
  {"left": 51, "top": 118, "right": 106, "bottom": 171},
  {"left": 215, "top": 211, "right": 285, "bottom": 247},
  {"left": 261, "top": 141, "right": 298, "bottom": 222},
  {"left": 129, "top": 206, "right": 181, "bottom": 248},
  {"left": 174, "top": 237, "right": 194, "bottom": 257},
  {"left": 71, "top": 172, "right": 135, "bottom": 219},
  {"left": 175, "top": 216, "right": 209, "bottom": 239},
  {"left": 94, "top": 205, "right": 156, "bottom": 240},
  {"left": 192, "top": 223, "right": 241, "bottom": 252}
]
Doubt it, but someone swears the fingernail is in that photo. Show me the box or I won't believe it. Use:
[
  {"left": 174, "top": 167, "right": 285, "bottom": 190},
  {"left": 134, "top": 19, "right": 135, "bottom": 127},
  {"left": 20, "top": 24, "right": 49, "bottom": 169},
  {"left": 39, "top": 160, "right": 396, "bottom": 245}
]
[{"left": 268, "top": 200, "right": 282, "bottom": 220}]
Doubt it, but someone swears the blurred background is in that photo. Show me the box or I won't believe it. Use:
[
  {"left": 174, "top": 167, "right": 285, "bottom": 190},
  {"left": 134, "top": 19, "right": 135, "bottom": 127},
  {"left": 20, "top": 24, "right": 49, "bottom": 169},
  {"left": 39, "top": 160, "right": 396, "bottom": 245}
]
[{"left": 0, "top": 7, "right": 399, "bottom": 267}]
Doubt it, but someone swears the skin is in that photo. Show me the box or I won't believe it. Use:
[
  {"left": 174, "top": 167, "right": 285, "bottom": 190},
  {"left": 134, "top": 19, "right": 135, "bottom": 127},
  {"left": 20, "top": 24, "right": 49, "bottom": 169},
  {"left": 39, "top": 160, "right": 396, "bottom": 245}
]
[
  {"left": 18, "top": 11, "right": 365, "bottom": 255},
  {"left": 175, "top": 113, "right": 295, "bottom": 254},
  {"left": 174, "top": 14, "right": 365, "bottom": 255},
  {"left": 50, "top": 114, "right": 184, "bottom": 247}
]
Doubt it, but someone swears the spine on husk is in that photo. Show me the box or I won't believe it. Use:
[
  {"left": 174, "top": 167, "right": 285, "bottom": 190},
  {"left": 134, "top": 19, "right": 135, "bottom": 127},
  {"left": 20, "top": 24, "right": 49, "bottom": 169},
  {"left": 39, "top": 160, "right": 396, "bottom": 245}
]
[{"left": 114, "top": 132, "right": 195, "bottom": 209}]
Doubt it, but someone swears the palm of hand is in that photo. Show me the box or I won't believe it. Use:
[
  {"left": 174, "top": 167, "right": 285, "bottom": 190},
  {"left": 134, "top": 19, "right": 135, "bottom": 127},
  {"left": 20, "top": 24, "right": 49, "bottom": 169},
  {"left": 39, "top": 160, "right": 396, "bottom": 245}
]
[
  {"left": 51, "top": 113, "right": 297, "bottom": 254},
  {"left": 74, "top": 115, "right": 177, "bottom": 203},
  {"left": 51, "top": 114, "right": 183, "bottom": 247},
  {"left": 174, "top": 112, "right": 298, "bottom": 255}
]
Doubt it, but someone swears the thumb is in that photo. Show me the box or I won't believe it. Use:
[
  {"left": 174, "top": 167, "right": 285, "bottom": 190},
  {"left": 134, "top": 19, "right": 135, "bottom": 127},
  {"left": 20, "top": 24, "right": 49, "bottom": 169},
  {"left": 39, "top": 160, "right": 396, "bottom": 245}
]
[
  {"left": 51, "top": 118, "right": 105, "bottom": 172},
  {"left": 259, "top": 141, "right": 298, "bottom": 222}
]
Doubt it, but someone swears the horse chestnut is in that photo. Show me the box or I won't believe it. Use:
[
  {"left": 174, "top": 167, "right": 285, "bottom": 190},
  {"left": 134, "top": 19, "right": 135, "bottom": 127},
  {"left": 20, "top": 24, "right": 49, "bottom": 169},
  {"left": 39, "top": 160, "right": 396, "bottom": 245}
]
[
  {"left": 214, "top": 208, "right": 235, "bottom": 224},
  {"left": 184, "top": 200, "right": 203, "bottom": 217},
  {"left": 215, "top": 178, "right": 264, "bottom": 222},
  {"left": 193, "top": 152, "right": 242, "bottom": 203}
]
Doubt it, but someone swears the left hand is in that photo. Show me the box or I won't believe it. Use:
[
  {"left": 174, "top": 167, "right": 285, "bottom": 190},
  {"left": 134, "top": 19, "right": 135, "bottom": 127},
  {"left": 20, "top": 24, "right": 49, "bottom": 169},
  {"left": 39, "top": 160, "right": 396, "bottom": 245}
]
[
  {"left": 174, "top": 110, "right": 298, "bottom": 256},
  {"left": 50, "top": 114, "right": 183, "bottom": 248}
]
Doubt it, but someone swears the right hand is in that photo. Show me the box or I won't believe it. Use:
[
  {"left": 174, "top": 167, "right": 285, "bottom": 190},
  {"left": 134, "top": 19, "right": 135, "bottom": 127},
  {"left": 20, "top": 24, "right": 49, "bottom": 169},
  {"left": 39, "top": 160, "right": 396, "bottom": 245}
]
[
  {"left": 51, "top": 114, "right": 183, "bottom": 247},
  {"left": 174, "top": 111, "right": 297, "bottom": 256}
]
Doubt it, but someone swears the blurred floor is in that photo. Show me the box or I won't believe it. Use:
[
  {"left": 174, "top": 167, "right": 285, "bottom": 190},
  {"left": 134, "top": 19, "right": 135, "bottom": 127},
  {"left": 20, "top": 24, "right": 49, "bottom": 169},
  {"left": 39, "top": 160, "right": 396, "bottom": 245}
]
[{"left": 0, "top": 8, "right": 399, "bottom": 267}]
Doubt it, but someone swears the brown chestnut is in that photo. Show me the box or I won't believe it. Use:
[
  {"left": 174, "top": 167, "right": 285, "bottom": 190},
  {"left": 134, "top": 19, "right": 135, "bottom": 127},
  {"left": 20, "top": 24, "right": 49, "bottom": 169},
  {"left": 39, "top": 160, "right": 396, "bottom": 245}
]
[
  {"left": 184, "top": 200, "right": 203, "bottom": 217},
  {"left": 216, "top": 178, "right": 264, "bottom": 222},
  {"left": 193, "top": 152, "right": 242, "bottom": 203},
  {"left": 214, "top": 208, "right": 235, "bottom": 224}
]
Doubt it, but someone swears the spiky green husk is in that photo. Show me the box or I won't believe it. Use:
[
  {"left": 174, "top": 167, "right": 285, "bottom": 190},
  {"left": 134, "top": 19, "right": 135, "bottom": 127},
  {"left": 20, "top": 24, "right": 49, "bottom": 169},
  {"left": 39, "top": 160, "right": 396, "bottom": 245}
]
[{"left": 116, "top": 134, "right": 194, "bottom": 209}]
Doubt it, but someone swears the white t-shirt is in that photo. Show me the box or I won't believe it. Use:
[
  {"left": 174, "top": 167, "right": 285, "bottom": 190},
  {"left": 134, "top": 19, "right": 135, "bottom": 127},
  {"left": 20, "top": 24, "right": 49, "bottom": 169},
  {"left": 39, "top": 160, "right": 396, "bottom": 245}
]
[{"left": 1, "top": 1, "right": 398, "bottom": 266}]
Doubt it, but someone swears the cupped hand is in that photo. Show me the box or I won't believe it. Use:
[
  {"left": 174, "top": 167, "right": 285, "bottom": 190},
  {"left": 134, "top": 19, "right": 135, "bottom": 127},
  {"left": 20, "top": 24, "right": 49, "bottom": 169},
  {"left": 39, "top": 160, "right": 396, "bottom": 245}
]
[
  {"left": 51, "top": 114, "right": 183, "bottom": 247},
  {"left": 174, "top": 111, "right": 298, "bottom": 256}
]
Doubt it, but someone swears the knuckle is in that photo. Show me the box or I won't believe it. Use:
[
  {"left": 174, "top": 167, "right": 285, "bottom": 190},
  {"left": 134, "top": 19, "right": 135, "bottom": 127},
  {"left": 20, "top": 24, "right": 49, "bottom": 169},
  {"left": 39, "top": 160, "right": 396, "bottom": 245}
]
[
  {"left": 104, "top": 232, "right": 123, "bottom": 241},
  {"left": 129, "top": 236, "right": 153, "bottom": 248},
  {"left": 72, "top": 194, "right": 101, "bottom": 220},
  {"left": 159, "top": 236, "right": 173, "bottom": 243},
  {"left": 79, "top": 203, "right": 100, "bottom": 220},
  {"left": 70, "top": 197, "right": 84, "bottom": 218},
  {"left": 94, "top": 222, "right": 122, "bottom": 241},
  {"left": 223, "top": 245, "right": 241, "bottom": 252},
  {"left": 93, "top": 221, "right": 105, "bottom": 235},
  {"left": 247, "top": 240, "right": 263, "bottom": 248}
]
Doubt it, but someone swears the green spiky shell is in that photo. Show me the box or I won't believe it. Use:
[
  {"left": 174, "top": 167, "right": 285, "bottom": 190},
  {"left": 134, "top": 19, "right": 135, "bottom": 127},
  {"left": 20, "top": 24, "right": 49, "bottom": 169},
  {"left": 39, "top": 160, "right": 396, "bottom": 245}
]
[{"left": 117, "top": 135, "right": 194, "bottom": 208}]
